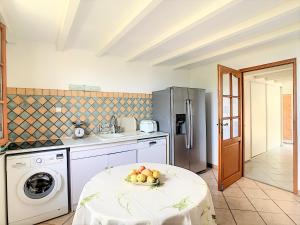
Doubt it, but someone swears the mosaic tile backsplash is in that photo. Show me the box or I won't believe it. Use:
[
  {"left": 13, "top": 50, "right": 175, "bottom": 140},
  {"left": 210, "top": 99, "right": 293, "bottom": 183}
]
[{"left": 7, "top": 88, "right": 152, "bottom": 142}]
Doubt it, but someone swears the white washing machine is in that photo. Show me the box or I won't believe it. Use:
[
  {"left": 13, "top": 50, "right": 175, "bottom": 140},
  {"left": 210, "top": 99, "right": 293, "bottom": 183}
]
[{"left": 6, "top": 149, "right": 69, "bottom": 225}]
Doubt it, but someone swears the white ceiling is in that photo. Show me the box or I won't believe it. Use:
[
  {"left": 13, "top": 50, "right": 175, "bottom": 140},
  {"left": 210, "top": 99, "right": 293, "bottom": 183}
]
[{"left": 1, "top": 0, "right": 300, "bottom": 69}]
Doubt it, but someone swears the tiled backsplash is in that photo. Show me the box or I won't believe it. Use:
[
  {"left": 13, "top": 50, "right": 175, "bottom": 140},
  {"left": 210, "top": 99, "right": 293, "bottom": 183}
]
[{"left": 7, "top": 88, "right": 152, "bottom": 142}]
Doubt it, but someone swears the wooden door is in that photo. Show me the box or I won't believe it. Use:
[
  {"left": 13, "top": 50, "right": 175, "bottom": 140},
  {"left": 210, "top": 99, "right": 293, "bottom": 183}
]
[
  {"left": 218, "top": 65, "right": 243, "bottom": 190},
  {"left": 0, "top": 24, "right": 7, "bottom": 146},
  {"left": 283, "top": 94, "right": 293, "bottom": 142}
]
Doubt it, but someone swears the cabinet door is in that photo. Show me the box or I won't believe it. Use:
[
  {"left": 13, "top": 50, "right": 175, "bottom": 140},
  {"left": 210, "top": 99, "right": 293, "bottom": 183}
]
[
  {"left": 107, "top": 150, "right": 137, "bottom": 168},
  {"left": 0, "top": 24, "right": 7, "bottom": 145},
  {"left": 137, "top": 139, "right": 167, "bottom": 164},
  {"left": 71, "top": 154, "right": 107, "bottom": 210}
]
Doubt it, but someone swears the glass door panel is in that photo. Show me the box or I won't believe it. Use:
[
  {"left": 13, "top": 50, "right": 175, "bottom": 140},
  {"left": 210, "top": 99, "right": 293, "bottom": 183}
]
[
  {"left": 0, "top": 104, "right": 3, "bottom": 139},
  {"left": 232, "top": 75, "right": 239, "bottom": 96},
  {"left": 223, "top": 73, "right": 230, "bottom": 96},
  {"left": 222, "top": 119, "right": 230, "bottom": 140},
  {"left": 232, "top": 98, "right": 239, "bottom": 117},
  {"left": 0, "top": 30, "right": 2, "bottom": 63},
  {"left": 0, "top": 69, "right": 2, "bottom": 101},
  {"left": 233, "top": 118, "right": 239, "bottom": 137},
  {"left": 223, "top": 97, "right": 230, "bottom": 117}
]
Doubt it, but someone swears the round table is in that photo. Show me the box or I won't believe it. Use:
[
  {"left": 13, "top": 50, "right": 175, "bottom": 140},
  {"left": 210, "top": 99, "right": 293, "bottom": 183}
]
[{"left": 72, "top": 163, "right": 216, "bottom": 225}]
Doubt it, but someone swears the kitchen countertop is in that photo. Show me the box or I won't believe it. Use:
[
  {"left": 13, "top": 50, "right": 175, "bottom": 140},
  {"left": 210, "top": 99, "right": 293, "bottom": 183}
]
[
  {"left": 63, "top": 131, "right": 168, "bottom": 148},
  {"left": 4, "top": 131, "right": 168, "bottom": 155}
]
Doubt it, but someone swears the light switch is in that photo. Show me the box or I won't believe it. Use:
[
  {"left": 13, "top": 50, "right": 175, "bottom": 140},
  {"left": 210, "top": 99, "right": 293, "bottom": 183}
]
[{"left": 56, "top": 107, "right": 62, "bottom": 113}]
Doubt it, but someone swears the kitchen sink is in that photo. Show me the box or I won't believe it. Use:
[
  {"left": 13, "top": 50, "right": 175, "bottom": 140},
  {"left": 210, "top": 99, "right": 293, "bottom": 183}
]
[{"left": 98, "top": 133, "right": 125, "bottom": 139}]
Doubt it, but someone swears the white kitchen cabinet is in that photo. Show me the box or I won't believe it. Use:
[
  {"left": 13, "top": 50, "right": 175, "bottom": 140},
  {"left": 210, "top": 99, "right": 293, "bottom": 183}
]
[
  {"left": 70, "top": 143, "right": 138, "bottom": 210},
  {"left": 71, "top": 154, "right": 107, "bottom": 210},
  {"left": 107, "top": 150, "right": 137, "bottom": 168},
  {"left": 137, "top": 138, "right": 167, "bottom": 164}
]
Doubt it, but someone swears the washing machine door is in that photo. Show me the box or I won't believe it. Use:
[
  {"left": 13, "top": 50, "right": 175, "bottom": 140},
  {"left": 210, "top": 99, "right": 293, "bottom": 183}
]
[{"left": 17, "top": 168, "right": 62, "bottom": 204}]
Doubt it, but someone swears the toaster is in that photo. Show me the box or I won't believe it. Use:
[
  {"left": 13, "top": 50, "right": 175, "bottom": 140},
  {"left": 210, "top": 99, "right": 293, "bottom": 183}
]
[{"left": 140, "top": 120, "right": 158, "bottom": 133}]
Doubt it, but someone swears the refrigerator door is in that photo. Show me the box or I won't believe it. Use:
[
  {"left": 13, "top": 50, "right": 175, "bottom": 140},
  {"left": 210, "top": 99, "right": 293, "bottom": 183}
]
[
  {"left": 172, "top": 87, "right": 190, "bottom": 170},
  {"left": 152, "top": 89, "right": 172, "bottom": 162},
  {"left": 188, "top": 88, "right": 207, "bottom": 172}
]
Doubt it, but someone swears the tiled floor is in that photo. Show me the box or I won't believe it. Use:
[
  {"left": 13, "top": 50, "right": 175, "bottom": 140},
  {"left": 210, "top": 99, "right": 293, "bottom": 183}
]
[
  {"left": 37, "top": 213, "right": 74, "bottom": 225},
  {"left": 39, "top": 168, "right": 300, "bottom": 225},
  {"left": 201, "top": 168, "right": 300, "bottom": 225},
  {"left": 244, "top": 144, "right": 293, "bottom": 191}
]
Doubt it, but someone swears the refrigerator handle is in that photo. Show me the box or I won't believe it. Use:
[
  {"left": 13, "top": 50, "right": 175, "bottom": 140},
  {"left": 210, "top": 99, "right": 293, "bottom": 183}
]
[
  {"left": 185, "top": 99, "right": 190, "bottom": 149},
  {"left": 189, "top": 100, "right": 193, "bottom": 149}
]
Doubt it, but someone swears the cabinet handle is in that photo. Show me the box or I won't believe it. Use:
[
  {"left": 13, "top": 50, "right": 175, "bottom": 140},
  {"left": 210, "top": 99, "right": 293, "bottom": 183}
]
[{"left": 149, "top": 141, "right": 157, "bottom": 146}]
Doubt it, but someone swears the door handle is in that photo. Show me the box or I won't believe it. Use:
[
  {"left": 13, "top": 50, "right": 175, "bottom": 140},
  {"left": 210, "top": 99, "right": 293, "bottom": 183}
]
[
  {"left": 149, "top": 141, "right": 157, "bottom": 146},
  {"left": 221, "top": 123, "right": 229, "bottom": 127},
  {"left": 189, "top": 100, "right": 193, "bottom": 149},
  {"left": 185, "top": 99, "right": 190, "bottom": 149}
]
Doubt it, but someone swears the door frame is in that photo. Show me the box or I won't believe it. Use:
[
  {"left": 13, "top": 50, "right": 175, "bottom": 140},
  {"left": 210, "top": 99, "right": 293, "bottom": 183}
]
[{"left": 240, "top": 58, "right": 298, "bottom": 193}]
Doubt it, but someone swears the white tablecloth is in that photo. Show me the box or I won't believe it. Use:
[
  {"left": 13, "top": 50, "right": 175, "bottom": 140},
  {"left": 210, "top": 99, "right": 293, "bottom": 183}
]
[{"left": 73, "top": 163, "right": 216, "bottom": 225}]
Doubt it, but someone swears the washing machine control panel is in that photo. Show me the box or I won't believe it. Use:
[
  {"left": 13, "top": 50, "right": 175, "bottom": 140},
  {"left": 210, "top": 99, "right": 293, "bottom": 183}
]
[
  {"left": 6, "top": 150, "right": 67, "bottom": 169},
  {"left": 31, "top": 154, "right": 65, "bottom": 167}
]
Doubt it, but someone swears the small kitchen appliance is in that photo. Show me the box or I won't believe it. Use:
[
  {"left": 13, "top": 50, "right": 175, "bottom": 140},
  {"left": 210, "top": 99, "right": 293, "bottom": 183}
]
[
  {"left": 140, "top": 120, "right": 158, "bottom": 133},
  {"left": 73, "top": 121, "right": 86, "bottom": 138}
]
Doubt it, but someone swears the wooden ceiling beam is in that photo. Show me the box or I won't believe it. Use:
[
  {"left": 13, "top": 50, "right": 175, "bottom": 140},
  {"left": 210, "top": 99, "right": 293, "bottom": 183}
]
[
  {"left": 173, "top": 23, "right": 300, "bottom": 69},
  {"left": 127, "top": 0, "right": 239, "bottom": 61},
  {"left": 153, "top": 1, "right": 300, "bottom": 66},
  {"left": 96, "top": 0, "right": 163, "bottom": 57},
  {"left": 56, "top": 0, "right": 81, "bottom": 51}
]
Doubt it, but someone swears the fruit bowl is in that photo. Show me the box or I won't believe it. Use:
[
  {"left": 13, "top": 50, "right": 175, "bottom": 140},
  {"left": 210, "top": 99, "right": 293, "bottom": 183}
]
[{"left": 125, "top": 166, "right": 161, "bottom": 186}]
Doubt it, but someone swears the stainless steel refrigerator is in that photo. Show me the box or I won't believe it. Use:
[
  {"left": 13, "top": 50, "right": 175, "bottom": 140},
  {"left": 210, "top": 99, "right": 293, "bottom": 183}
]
[{"left": 152, "top": 87, "right": 207, "bottom": 173}]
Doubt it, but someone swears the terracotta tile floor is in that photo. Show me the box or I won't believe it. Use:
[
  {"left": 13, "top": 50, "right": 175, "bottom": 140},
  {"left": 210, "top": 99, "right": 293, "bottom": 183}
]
[
  {"left": 38, "top": 168, "right": 300, "bottom": 225},
  {"left": 201, "top": 168, "right": 300, "bottom": 225}
]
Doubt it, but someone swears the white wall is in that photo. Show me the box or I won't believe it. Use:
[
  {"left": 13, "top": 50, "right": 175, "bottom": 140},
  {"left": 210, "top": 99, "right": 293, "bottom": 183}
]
[
  {"left": 7, "top": 41, "right": 190, "bottom": 92},
  {"left": 251, "top": 81, "right": 267, "bottom": 157},
  {"left": 189, "top": 38, "right": 300, "bottom": 189}
]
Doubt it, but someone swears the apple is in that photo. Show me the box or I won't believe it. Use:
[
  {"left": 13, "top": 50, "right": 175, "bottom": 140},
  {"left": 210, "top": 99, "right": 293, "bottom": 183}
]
[
  {"left": 130, "top": 174, "right": 138, "bottom": 183},
  {"left": 152, "top": 170, "right": 160, "bottom": 179},
  {"left": 137, "top": 174, "right": 147, "bottom": 183},
  {"left": 138, "top": 166, "right": 146, "bottom": 173},
  {"left": 147, "top": 176, "right": 156, "bottom": 183},
  {"left": 141, "top": 169, "right": 153, "bottom": 177},
  {"left": 130, "top": 169, "right": 138, "bottom": 175}
]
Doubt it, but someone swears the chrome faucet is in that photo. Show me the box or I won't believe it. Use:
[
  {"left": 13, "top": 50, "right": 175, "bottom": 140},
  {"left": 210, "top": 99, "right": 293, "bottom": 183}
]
[
  {"left": 110, "top": 115, "right": 117, "bottom": 133},
  {"left": 98, "top": 115, "right": 121, "bottom": 134}
]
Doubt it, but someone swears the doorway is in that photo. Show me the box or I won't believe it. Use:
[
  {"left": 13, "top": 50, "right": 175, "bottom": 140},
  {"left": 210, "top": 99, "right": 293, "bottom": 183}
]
[
  {"left": 217, "top": 58, "right": 298, "bottom": 193},
  {"left": 243, "top": 63, "right": 294, "bottom": 191}
]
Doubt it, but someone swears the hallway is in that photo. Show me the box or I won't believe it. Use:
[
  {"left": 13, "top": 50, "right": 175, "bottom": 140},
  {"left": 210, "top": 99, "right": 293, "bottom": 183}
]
[{"left": 244, "top": 144, "right": 293, "bottom": 191}]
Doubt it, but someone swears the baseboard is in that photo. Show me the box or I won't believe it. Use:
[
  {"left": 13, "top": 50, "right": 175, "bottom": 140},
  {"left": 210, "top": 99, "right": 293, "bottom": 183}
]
[{"left": 207, "top": 163, "right": 218, "bottom": 169}]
